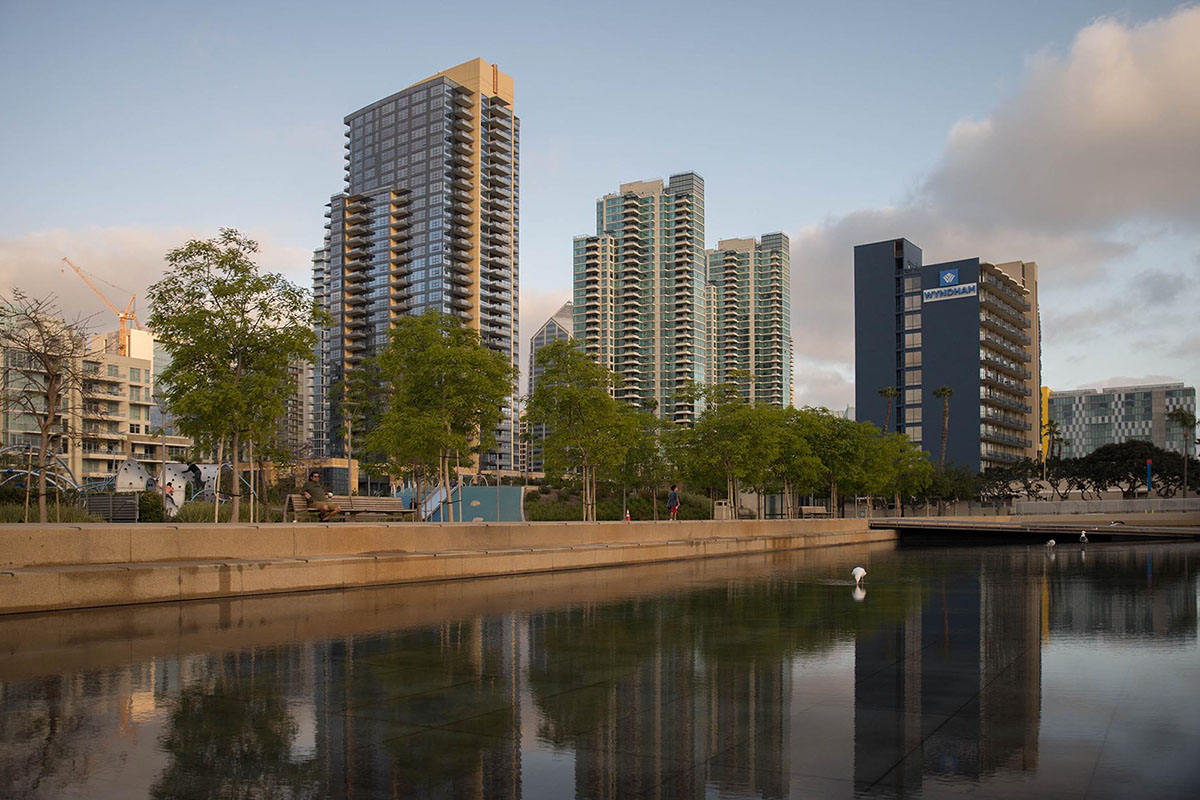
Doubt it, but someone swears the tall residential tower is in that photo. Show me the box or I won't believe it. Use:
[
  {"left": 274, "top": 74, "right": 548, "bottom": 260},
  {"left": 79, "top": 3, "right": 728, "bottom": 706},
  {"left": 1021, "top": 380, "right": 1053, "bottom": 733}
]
[
  {"left": 313, "top": 58, "right": 519, "bottom": 469},
  {"left": 707, "top": 234, "right": 792, "bottom": 406},
  {"left": 573, "top": 173, "right": 708, "bottom": 424}
]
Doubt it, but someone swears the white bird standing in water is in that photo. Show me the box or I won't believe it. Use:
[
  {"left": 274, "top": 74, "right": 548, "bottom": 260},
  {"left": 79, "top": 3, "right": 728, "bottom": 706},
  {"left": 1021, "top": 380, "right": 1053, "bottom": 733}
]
[
  {"left": 1080, "top": 531, "right": 1088, "bottom": 543},
  {"left": 1046, "top": 539, "right": 1056, "bottom": 548},
  {"left": 851, "top": 566, "right": 867, "bottom": 585}
]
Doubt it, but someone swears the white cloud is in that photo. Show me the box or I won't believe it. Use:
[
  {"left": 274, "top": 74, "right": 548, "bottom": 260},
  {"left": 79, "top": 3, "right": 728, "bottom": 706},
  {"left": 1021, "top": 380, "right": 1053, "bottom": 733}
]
[
  {"left": 0, "top": 225, "right": 313, "bottom": 337},
  {"left": 925, "top": 7, "right": 1200, "bottom": 232},
  {"left": 788, "top": 6, "right": 1200, "bottom": 409}
]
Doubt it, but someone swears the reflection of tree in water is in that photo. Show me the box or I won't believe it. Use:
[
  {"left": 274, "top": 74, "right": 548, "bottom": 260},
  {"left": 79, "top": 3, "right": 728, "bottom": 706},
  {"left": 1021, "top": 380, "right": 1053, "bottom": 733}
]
[
  {"left": 151, "top": 676, "right": 320, "bottom": 800},
  {"left": 0, "top": 676, "right": 104, "bottom": 800},
  {"left": 356, "top": 623, "right": 517, "bottom": 797},
  {"left": 528, "top": 579, "right": 924, "bottom": 745}
]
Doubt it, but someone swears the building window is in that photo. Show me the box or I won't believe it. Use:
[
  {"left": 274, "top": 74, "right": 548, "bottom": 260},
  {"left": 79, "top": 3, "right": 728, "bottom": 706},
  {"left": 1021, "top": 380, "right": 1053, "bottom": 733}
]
[
  {"left": 904, "top": 312, "right": 921, "bottom": 330},
  {"left": 905, "top": 388, "right": 921, "bottom": 406},
  {"left": 904, "top": 294, "right": 922, "bottom": 311},
  {"left": 905, "top": 407, "right": 922, "bottom": 424},
  {"left": 904, "top": 276, "right": 920, "bottom": 292},
  {"left": 904, "top": 332, "right": 921, "bottom": 348},
  {"left": 905, "top": 369, "right": 921, "bottom": 386},
  {"left": 904, "top": 351, "right": 922, "bottom": 368},
  {"left": 107, "top": 364, "right": 119, "bottom": 378},
  {"left": 906, "top": 425, "right": 922, "bottom": 443}
]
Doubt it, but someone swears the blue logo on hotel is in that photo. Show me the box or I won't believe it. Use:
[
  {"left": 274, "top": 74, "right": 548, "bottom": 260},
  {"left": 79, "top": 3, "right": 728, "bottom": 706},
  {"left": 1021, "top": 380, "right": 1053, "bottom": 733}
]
[{"left": 940, "top": 269, "right": 959, "bottom": 286}]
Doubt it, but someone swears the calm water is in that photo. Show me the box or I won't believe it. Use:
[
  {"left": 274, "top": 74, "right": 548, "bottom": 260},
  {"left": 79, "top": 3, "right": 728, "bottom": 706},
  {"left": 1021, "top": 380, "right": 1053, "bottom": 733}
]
[{"left": 1, "top": 541, "right": 1198, "bottom": 799}]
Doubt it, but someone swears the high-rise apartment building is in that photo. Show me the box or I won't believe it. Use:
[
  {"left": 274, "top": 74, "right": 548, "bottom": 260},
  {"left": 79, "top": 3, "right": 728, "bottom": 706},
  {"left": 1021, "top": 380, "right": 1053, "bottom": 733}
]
[
  {"left": 573, "top": 173, "right": 708, "bottom": 424},
  {"left": 313, "top": 58, "right": 519, "bottom": 470},
  {"left": 707, "top": 234, "right": 792, "bottom": 406},
  {"left": 1047, "top": 382, "right": 1196, "bottom": 458},
  {"left": 527, "top": 301, "right": 573, "bottom": 472},
  {"left": 854, "top": 238, "right": 1041, "bottom": 473}
]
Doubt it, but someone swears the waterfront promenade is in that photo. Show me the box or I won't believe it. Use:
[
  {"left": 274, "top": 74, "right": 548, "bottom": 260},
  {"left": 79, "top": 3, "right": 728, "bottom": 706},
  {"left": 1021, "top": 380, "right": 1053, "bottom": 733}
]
[{"left": 0, "top": 518, "right": 892, "bottom": 614}]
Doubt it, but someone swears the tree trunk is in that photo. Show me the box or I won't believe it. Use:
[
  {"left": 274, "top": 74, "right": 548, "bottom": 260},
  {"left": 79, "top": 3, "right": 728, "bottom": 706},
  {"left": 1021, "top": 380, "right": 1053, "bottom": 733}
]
[
  {"left": 23, "top": 446, "right": 33, "bottom": 523},
  {"left": 37, "top": 429, "right": 50, "bottom": 524},
  {"left": 940, "top": 399, "right": 950, "bottom": 468},
  {"left": 229, "top": 430, "right": 241, "bottom": 523},
  {"left": 213, "top": 438, "right": 224, "bottom": 523}
]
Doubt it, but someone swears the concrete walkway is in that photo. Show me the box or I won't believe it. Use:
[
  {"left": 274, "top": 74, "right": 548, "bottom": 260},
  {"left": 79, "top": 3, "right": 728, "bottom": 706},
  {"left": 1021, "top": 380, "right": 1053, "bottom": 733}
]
[{"left": 0, "top": 519, "right": 893, "bottom": 614}]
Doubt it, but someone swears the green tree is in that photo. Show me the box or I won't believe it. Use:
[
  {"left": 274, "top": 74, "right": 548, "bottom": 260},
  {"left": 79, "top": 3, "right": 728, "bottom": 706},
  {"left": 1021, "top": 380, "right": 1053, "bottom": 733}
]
[
  {"left": 364, "top": 311, "right": 514, "bottom": 522},
  {"left": 526, "top": 341, "right": 632, "bottom": 521},
  {"left": 615, "top": 405, "right": 670, "bottom": 519},
  {"left": 772, "top": 407, "right": 826, "bottom": 518},
  {"left": 933, "top": 385, "right": 954, "bottom": 468},
  {"left": 793, "top": 407, "right": 872, "bottom": 517},
  {"left": 148, "top": 229, "right": 317, "bottom": 523},
  {"left": 1166, "top": 408, "right": 1196, "bottom": 499},
  {"left": 878, "top": 386, "right": 898, "bottom": 435}
]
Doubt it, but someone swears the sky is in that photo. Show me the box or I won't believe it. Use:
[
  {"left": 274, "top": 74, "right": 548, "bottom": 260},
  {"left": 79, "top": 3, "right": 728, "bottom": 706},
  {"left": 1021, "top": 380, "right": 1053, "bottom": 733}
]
[{"left": 1, "top": 0, "right": 1197, "bottom": 410}]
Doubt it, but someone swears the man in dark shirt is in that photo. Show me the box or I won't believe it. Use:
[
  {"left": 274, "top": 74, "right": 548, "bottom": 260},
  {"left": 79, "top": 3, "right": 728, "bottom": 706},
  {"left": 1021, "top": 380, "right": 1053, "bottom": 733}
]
[{"left": 301, "top": 470, "right": 341, "bottom": 522}]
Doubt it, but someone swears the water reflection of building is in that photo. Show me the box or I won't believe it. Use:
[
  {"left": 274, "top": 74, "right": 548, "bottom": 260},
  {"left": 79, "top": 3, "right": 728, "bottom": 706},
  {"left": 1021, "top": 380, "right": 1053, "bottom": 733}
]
[
  {"left": 312, "top": 614, "right": 522, "bottom": 799},
  {"left": 1047, "top": 549, "right": 1198, "bottom": 639},
  {"left": 529, "top": 598, "right": 793, "bottom": 800},
  {"left": 854, "top": 559, "right": 1042, "bottom": 795}
]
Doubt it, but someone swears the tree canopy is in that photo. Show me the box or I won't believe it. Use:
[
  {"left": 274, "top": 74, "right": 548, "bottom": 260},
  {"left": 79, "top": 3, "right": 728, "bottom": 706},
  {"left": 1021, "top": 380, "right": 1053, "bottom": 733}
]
[
  {"left": 148, "top": 229, "right": 317, "bottom": 522},
  {"left": 363, "top": 311, "right": 515, "bottom": 521}
]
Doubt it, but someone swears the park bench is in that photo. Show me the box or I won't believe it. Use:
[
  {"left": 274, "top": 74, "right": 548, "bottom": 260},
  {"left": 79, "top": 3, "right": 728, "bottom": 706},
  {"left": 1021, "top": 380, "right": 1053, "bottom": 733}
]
[
  {"left": 800, "top": 505, "right": 832, "bottom": 519},
  {"left": 283, "top": 494, "right": 417, "bottom": 523}
]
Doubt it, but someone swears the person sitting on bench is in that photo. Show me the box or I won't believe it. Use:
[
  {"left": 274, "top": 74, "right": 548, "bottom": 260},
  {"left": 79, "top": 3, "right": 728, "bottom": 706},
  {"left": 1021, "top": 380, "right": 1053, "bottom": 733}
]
[{"left": 301, "top": 470, "right": 341, "bottom": 522}]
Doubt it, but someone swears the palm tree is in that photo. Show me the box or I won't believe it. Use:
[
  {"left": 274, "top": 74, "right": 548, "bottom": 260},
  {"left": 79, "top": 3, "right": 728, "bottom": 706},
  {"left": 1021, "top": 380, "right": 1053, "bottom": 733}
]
[
  {"left": 1166, "top": 408, "right": 1196, "bottom": 499},
  {"left": 878, "top": 386, "right": 898, "bottom": 434},
  {"left": 1042, "top": 418, "right": 1061, "bottom": 462},
  {"left": 933, "top": 385, "right": 954, "bottom": 468}
]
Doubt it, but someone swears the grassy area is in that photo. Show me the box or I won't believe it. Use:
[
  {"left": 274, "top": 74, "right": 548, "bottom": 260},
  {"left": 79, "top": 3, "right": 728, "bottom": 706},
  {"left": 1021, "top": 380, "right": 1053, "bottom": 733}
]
[
  {"left": 0, "top": 503, "right": 102, "bottom": 523},
  {"left": 173, "top": 501, "right": 285, "bottom": 523},
  {"left": 524, "top": 485, "right": 712, "bottom": 522}
]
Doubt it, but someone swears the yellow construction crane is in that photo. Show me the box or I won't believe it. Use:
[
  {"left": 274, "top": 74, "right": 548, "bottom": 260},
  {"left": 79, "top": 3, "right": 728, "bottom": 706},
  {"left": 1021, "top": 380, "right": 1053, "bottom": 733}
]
[{"left": 61, "top": 257, "right": 140, "bottom": 356}]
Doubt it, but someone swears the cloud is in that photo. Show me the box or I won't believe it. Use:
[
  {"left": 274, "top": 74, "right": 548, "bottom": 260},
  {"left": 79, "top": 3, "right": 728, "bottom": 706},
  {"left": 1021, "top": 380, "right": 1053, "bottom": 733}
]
[
  {"left": 788, "top": 6, "right": 1200, "bottom": 409},
  {"left": 0, "top": 225, "right": 313, "bottom": 336},
  {"left": 924, "top": 7, "right": 1200, "bottom": 232}
]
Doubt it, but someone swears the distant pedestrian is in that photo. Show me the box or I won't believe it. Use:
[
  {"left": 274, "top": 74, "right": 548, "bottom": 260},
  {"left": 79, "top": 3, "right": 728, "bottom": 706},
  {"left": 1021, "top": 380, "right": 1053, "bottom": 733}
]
[
  {"left": 667, "top": 484, "right": 680, "bottom": 521},
  {"left": 164, "top": 482, "right": 174, "bottom": 500},
  {"left": 302, "top": 470, "right": 341, "bottom": 522}
]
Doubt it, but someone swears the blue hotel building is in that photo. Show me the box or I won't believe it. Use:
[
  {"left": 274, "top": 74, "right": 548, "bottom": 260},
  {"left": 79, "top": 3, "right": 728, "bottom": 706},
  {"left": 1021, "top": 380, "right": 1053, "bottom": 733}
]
[{"left": 854, "top": 239, "right": 1041, "bottom": 473}]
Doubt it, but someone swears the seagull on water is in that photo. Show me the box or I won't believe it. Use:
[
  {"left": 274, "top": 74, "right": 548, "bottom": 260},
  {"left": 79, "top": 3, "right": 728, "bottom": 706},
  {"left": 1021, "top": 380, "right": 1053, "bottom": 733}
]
[
  {"left": 851, "top": 566, "right": 867, "bottom": 585},
  {"left": 1080, "top": 531, "right": 1088, "bottom": 544}
]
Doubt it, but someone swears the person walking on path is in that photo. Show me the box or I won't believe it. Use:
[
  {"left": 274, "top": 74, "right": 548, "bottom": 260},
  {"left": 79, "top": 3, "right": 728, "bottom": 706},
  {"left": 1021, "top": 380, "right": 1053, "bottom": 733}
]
[
  {"left": 667, "top": 484, "right": 680, "bottom": 521},
  {"left": 301, "top": 470, "right": 342, "bottom": 522}
]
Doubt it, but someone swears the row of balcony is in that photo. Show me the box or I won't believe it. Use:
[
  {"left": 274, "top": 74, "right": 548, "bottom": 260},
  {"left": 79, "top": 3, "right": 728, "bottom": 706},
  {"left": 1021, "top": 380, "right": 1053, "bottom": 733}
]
[
  {"left": 979, "top": 290, "right": 1030, "bottom": 328},
  {"left": 980, "top": 272, "right": 1031, "bottom": 311}
]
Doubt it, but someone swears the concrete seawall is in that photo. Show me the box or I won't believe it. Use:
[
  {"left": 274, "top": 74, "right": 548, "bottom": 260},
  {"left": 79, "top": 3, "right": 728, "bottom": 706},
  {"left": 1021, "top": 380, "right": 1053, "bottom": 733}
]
[{"left": 0, "top": 519, "right": 894, "bottom": 615}]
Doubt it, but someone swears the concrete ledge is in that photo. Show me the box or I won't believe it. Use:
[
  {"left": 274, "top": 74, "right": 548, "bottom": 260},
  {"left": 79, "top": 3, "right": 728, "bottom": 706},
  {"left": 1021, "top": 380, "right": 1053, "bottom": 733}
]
[
  {"left": 0, "top": 518, "right": 876, "bottom": 569},
  {"left": 0, "top": 522, "right": 895, "bottom": 615}
]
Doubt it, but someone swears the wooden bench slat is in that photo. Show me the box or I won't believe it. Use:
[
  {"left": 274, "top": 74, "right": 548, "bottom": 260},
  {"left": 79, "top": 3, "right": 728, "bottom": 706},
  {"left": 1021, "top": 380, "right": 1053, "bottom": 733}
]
[{"left": 284, "top": 494, "right": 417, "bottom": 522}]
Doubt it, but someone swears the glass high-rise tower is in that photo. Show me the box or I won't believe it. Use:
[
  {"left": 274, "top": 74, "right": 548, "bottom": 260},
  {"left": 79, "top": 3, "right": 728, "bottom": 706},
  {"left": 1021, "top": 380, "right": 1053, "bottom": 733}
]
[
  {"left": 313, "top": 59, "right": 519, "bottom": 470},
  {"left": 572, "top": 173, "right": 708, "bottom": 424},
  {"left": 706, "top": 234, "right": 792, "bottom": 407}
]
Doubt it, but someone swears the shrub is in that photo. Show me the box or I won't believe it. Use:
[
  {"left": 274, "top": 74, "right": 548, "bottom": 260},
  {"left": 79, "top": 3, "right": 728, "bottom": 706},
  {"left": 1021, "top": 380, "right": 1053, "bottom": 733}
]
[
  {"left": 173, "top": 500, "right": 283, "bottom": 523},
  {"left": 0, "top": 503, "right": 102, "bottom": 523},
  {"left": 139, "top": 491, "right": 165, "bottom": 523}
]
